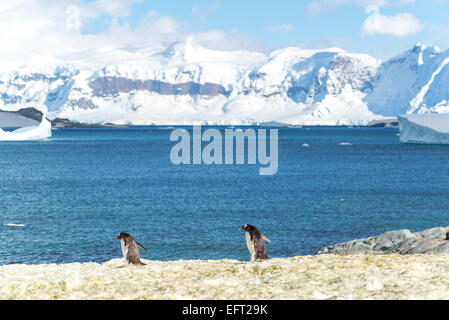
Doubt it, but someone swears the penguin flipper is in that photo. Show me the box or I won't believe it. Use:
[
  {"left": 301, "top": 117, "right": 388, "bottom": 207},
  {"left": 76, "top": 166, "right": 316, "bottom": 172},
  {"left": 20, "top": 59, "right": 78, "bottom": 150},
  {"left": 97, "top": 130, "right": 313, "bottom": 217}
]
[
  {"left": 262, "top": 234, "right": 271, "bottom": 243},
  {"left": 136, "top": 241, "right": 147, "bottom": 251}
]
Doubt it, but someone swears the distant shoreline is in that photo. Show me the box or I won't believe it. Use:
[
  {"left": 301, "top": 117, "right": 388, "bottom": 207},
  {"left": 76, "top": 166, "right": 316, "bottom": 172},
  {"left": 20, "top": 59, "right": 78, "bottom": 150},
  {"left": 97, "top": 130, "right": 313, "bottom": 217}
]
[{"left": 0, "top": 107, "right": 399, "bottom": 129}]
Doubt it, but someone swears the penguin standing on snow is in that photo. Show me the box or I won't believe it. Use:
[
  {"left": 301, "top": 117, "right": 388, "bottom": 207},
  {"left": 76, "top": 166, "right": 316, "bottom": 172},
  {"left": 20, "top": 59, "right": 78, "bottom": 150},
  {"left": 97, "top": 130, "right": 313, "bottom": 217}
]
[
  {"left": 115, "top": 232, "right": 147, "bottom": 266},
  {"left": 238, "top": 224, "right": 271, "bottom": 262}
]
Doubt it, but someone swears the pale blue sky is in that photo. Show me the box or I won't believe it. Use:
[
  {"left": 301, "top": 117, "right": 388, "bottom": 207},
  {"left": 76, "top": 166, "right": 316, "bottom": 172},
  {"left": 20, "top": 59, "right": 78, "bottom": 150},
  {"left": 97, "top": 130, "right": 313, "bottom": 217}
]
[
  {"left": 1, "top": 0, "right": 449, "bottom": 66},
  {"left": 80, "top": 0, "right": 449, "bottom": 59}
]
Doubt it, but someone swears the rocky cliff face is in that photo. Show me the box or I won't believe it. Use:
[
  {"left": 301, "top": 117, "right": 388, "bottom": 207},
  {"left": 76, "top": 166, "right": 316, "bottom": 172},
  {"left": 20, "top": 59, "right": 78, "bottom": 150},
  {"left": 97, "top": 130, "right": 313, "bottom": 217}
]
[
  {"left": 0, "top": 39, "right": 448, "bottom": 125},
  {"left": 89, "top": 77, "right": 228, "bottom": 98}
]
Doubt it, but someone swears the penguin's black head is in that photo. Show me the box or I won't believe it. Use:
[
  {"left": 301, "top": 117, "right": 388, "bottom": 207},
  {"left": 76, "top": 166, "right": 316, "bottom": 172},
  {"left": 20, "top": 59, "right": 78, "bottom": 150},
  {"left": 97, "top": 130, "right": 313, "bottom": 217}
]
[
  {"left": 238, "top": 224, "right": 256, "bottom": 232},
  {"left": 115, "top": 232, "right": 131, "bottom": 240}
]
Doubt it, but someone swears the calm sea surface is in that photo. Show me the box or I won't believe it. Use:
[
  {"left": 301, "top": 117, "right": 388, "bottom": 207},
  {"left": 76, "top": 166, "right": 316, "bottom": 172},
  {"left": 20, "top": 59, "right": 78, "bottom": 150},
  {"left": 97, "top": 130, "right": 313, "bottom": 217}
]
[{"left": 1, "top": 126, "right": 449, "bottom": 265}]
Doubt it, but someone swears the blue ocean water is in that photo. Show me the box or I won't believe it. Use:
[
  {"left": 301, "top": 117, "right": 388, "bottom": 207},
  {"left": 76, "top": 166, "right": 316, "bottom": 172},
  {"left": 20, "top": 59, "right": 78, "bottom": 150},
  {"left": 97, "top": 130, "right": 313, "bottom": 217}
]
[{"left": 1, "top": 126, "right": 449, "bottom": 265}]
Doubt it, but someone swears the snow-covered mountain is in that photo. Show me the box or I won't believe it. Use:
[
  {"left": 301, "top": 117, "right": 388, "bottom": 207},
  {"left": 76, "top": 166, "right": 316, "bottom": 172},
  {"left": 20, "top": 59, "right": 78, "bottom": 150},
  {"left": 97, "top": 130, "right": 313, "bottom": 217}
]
[{"left": 1, "top": 38, "right": 449, "bottom": 125}]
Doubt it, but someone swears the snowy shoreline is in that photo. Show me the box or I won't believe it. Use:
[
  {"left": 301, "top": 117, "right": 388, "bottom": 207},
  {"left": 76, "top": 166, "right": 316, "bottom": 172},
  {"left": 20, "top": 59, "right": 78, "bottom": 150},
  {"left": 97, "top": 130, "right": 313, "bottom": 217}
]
[{"left": 2, "top": 255, "right": 449, "bottom": 299}]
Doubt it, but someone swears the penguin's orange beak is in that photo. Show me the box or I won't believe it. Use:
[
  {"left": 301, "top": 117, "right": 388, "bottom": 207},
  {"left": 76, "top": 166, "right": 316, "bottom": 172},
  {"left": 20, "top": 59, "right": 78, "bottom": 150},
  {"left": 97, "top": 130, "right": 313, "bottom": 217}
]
[
  {"left": 114, "top": 236, "right": 119, "bottom": 240},
  {"left": 238, "top": 227, "right": 243, "bottom": 230}
]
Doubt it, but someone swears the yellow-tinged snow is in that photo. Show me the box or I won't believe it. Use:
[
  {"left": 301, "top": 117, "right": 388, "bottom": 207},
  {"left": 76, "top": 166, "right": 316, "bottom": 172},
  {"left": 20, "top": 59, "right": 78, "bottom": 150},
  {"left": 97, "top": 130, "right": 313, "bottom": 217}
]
[{"left": 2, "top": 254, "right": 449, "bottom": 300}]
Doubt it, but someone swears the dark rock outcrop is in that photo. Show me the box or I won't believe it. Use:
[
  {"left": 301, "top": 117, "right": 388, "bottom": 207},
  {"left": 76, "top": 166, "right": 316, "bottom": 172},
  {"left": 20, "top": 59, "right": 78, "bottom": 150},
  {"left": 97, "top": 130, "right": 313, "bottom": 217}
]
[
  {"left": 317, "top": 226, "right": 449, "bottom": 255},
  {"left": 89, "top": 77, "right": 229, "bottom": 98},
  {"left": 51, "top": 117, "right": 129, "bottom": 128},
  {"left": 16, "top": 107, "right": 44, "bottom": 121},
  {"left": 0, "top": 107, "right": 129, "bottom": 128}
]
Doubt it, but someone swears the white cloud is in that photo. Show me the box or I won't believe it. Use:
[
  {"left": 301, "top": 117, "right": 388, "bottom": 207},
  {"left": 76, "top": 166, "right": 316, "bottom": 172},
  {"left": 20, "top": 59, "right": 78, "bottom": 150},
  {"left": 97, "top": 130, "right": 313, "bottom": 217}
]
[
  {"left": 65, "top": 5, "right": 81, "bottom": 31},
  {"left": 143, "top": 15, "right": 181, "bottom": 34},
  {"left": 297, "top": 36, "right": 352, "bottom": 50},
  {"left": 0, "top": 0, "right": 257, "bottom": 71},
  {"left": 0, "top": 2, "right": 113, "bottom": 68},
  {"left": 361, "top": 11, "right": 423, "bottom": 36},
  {"left": 302, "top": 0, "right": 413, "bottom": 16},
  {"left": 191, "top": 0, "right": 221, "bottom": 24},
  {"left": 266, "top": 24, "right": 295, "bottom": 32},
  {"left": 89, "top": 0, "right": 142, "bottom": 19},
  {"left": 0, "top": 1, "right": 28, "bottom": 13},
  {"left": 194, "top": 29, "right": 263, "bottom": 52}
]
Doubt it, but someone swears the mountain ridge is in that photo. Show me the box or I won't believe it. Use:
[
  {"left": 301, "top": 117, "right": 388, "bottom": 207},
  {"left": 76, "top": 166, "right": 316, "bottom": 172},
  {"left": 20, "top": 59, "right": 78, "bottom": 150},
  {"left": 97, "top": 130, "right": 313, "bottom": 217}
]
[{"left": 0, "top": 38, "right": 448, "bottom": 125}]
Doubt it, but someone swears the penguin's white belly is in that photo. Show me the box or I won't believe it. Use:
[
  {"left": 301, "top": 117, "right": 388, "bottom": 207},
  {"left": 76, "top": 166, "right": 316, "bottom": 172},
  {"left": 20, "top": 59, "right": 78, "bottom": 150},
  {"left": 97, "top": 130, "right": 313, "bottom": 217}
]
[
  {"left": 245, "top": 232, "right": 255, "bottom": 261},
  {"left": 120, "top": 239, "right": 128, "bottom": 260}
]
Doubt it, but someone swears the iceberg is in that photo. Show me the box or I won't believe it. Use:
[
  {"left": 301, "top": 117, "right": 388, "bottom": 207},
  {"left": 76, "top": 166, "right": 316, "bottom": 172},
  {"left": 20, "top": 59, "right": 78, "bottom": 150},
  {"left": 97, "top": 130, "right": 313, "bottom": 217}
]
[
  {"left": 398, "top": 114, "right": 449, "bottom": 145},
  {"left": 0, "top": 115, "right": 52, "bottom": 141}
]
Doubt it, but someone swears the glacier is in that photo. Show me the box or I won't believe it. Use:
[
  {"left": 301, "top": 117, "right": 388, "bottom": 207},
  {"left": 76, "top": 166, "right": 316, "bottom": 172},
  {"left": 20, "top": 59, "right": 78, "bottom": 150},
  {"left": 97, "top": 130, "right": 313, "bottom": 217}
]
[
  {"left": 0, "top": 115, "right": 51, "bottom": 141},
  {"left": 1, "top": 39, "right": 449, "bottom": 125},
  {"left": 398, "top": 114, "right": 449, "bottom": 145}
]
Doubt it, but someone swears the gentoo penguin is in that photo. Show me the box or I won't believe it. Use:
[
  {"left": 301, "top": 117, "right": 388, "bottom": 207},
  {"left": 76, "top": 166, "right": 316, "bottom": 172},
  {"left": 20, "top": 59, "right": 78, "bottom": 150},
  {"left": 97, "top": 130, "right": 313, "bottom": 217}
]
[
  {"left": 115, "top": 232, "right": 147, "bottom": 266},
  {"left": 238, "top": 224, "right": 271, "bottom": 262}
]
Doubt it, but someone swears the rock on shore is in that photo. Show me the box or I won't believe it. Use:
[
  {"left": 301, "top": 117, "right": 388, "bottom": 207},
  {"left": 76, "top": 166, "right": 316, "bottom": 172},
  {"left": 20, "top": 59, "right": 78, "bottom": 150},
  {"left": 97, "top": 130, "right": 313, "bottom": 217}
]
[{"left": 317, "top": 226, "right": 449, "bottom": 255}]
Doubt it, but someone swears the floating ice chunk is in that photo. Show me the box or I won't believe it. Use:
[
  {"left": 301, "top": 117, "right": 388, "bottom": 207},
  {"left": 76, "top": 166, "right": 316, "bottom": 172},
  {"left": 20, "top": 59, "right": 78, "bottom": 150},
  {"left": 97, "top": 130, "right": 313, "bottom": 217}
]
[
  {"left": 0, "top": 116, "right": 51, "bottom": 141},
  {"left": 4, "top": 223, "right": 26, "bottom": 227},
  {"left": 398, "top": 114, "right": 449, "bottom": 145},
  {"left": 302, "top": 143, "right": 310, "bottom": 147},
  {"left": 339, "top": 142, "right": 352, "bottom": 146}
]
